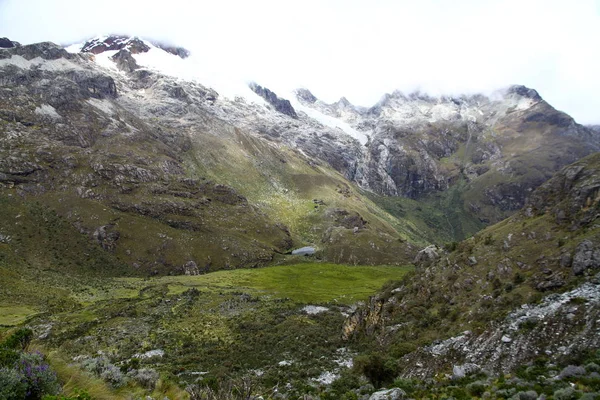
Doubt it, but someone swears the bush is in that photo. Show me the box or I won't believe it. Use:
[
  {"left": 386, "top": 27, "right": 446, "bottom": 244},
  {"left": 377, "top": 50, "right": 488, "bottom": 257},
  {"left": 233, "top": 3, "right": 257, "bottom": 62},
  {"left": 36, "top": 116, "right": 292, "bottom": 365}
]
[
  {"left": 392, "top": 378, "right": 417, "bottom": 395},
  {"left": 353, "top": 353, "right": 397, "bottom": 388},
  {"left": 0, "top": 366, "right": 28, "bottom": 399},
  {"left": 81, "top": 356, "right": 126, "bottom": 388},
  {"left": 2, "top": 328, "right": 33, "bottom": 350},
  {"left": 15, "top": 352, "right": 60, "bottom": 398},
  {"left": 0, "top": 347, "right": 20, "bottom": 367},
  {"left": 390, "top": 342, "right": 417, "bottom": 358},
  {"left": 466, "top": 381, "right": 486, "bottom": 397},
  {"left": 514, "top": 390, "right": 538, "bottom": 400},
  {"left": 579, "top": 393, "right": 600, "bottom": 400},
  {"left": 587, "top": 363, "right": 600, "bottom": 373},
  {"left": 127, "top": 368, "right": 160, "bottom": 390},
  {"left": 559, "top": 365, "right": 587, "bottom": 380},
  {"left": 554, "top": 387, "right": 580, "bottom": 400}
]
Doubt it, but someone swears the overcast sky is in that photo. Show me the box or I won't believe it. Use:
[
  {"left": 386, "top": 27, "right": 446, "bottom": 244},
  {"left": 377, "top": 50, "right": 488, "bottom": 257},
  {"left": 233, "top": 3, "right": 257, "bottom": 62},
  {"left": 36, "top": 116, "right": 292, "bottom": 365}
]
[{"left": 1, "top": 0, "right": 599, "bottom": 124}]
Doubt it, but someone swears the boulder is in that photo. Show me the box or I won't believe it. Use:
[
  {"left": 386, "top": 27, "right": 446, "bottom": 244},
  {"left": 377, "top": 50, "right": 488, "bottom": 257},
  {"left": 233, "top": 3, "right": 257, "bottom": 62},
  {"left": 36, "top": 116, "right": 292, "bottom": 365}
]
[
  {"left": 452, "top": 363, "right": 481, "bottom": 379},
  {"left": 368, "top": 388, "right": 406, "bottom": 400},
  {"left": 572, "top": 240, "right": 600, "bottom": 275},
  {"left": 414, "top": 245, "right": 441, "bottom": 267},
  {"left": 292, "top": 246, "right": 315, "bottom": 256}
]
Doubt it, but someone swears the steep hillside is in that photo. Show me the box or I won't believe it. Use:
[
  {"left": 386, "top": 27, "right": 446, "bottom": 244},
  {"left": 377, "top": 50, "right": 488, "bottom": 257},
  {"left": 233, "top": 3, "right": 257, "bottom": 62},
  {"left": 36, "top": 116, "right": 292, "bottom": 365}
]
[
  {"left": 0, "top": 40, "right": 422, "bottom": 275},
  {"left": 344, "top": 152, "right": 600, "bottom": 378}
]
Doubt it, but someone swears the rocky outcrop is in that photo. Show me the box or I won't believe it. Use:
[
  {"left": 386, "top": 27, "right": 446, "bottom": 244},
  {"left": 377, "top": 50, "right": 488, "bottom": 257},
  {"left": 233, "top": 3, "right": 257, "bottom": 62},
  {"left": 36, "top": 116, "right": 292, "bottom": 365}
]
[
  {"left": 111, "top": 49, "right": 140, "bottom": 72},
  {"left": 93, "top": 225, "right": 120, "bottom": 252},
  {"left": 82, "top": 35, "right": 150, "bottom": 55},
  {"left": 0, "top": 37, "right": 20, "bottom": 48},
  {"left": 413, "top": 245, "right": 442, "bottom": 267},
  {"left": 343, "top": 153, "right": 600, "bottom": 378},
  {"left": 80, "top": 35, "right": 190, "bottom": 59},
  {"left": 400, "top": 280, "right": 600, "bottom": 378},
  {"left": 249, "top": 82, "right": 298, "bottom": 118},
  {"left": 369, "top": 388, "right": 406, "bottom": 400},
  {"left": 342, "top": 296, "right": 386, "bottom": 340},
  {"left": 0, "top": 41, "right": 70, "bottom": 60},
  {"left": 572, "top": 240, "right": 600, "bottom": 275}
]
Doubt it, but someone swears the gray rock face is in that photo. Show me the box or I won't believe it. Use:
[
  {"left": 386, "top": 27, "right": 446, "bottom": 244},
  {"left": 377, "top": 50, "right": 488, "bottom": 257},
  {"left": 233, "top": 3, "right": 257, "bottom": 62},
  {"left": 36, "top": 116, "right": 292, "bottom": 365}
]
[
  {"left": 401, "top": 281, "right": 600, "bottom": 378},
  {"left": 93, "top": 225, "right": 120, "bottom": 251},
  {"left": 452, "top": 363, "right": 481, "bottom": 379},
  {"left": 249, "top": 83, "right": 298, "bottom": 118},
  {"left": 82, "top": 35, "right": 150, "bottom": 55},
  {"left": 0, "top": 37, "right": 20, "bottom": 48},
  {"left": 80, "top": 35, "right": 190, "bottom": 59},
  {"left": 111, "top": 49, "right": 140, "bottom": 73},
  {"left": 414, "top": 245, "right": 442, "bottom": 267},
  {"left": 295, "top": 86, "right": 600, "bottom": 228},
  {"left": 572, "top": 240, "right": 600, "bottom": 275},
  {"left": 0, "top": 41, "right": 70, "bottom": 60},
  {"left": 368, "top": 388, "right": 406, "bottom": 400}
]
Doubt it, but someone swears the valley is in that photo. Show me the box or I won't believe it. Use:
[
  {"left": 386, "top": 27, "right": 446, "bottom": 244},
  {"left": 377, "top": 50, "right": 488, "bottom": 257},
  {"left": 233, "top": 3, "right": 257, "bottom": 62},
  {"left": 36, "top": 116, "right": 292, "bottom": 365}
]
[{"left": 0, "top": 35, "right": 599, "bottom": 399}]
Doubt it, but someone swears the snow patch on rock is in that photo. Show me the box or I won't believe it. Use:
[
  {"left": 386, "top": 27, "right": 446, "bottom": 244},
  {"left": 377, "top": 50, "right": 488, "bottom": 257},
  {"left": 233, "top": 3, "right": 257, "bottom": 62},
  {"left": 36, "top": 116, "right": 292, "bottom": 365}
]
[{"left": 302, "top": 305, "right": 329, "bottom": 315}]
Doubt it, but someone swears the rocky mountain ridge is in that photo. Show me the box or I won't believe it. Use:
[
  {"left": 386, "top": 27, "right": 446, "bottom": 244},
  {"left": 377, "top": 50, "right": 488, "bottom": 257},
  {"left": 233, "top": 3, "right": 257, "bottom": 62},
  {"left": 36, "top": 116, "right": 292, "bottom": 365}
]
[
  {"left": 62, "top": 36, "right": 600, "bottom": 235},
  {"left": 296, "top": 86, "right": 599, "bottom": 229},
  {"left": 0, "top": 38, "right": 420, "bottom": 274}
]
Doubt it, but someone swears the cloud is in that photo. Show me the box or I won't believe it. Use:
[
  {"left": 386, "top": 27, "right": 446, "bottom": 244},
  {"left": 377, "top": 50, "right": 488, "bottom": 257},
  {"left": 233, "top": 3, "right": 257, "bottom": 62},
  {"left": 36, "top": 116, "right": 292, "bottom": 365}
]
[{"left": 1, "top": 0, "right": 600, "bottom": 123}]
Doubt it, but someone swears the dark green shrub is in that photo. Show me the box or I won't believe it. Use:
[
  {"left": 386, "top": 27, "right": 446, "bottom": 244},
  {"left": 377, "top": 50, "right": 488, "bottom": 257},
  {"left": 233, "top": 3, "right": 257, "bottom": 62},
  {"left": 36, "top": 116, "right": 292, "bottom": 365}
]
[
  {"left": 353, "top": 353, "right": 397, "bottom": 388},
  {"left": 2, "top": 328, "right": 33, "bottom": 350},
  {"left": 444, "top": 242, "right": 458, "bottom": 252},
  {"left": 466, "top": 380, "right": 487, "bottom": 396},
  {"left": 0, "top": 347, "right": 20, "bottom": 367},
  {"left": 390, "top": 342, "right": 417, "bottom": 358}
]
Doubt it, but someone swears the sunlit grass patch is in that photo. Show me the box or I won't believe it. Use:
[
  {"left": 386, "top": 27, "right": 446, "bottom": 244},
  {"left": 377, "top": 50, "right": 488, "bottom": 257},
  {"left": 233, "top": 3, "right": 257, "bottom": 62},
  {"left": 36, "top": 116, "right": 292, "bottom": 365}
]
[
  {"left": 121, "top": 263, "right": 413, "bottom": 305},
  {"left": 0, "top": 306, "right": 38, "bottom": 326}
]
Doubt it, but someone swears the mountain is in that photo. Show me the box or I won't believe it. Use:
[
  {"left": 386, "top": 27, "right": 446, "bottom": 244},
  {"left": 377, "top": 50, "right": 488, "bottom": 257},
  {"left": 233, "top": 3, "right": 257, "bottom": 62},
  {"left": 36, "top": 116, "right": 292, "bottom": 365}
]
[
  {"left": 1, "top": 34, "right": 600, "bottom": 398},
  {"left": 1, "top": 33, "right": 597, "bottom": 279},
  {"left": 295, "top": 87, "right": 600, "bottom": 241},
  {"left": 344, "top": 152, "right": 600, "bottom": 378},
  {"left": 0, "top": 37, "right": 421, "bottom": 275}
]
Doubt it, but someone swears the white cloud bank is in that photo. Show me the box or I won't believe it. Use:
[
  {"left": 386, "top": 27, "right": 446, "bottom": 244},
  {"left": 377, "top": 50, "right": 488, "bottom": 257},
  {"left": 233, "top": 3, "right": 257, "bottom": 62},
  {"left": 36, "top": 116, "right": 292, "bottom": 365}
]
[{"left": 1, "top": 0, "right": 599, "bottom": 124}]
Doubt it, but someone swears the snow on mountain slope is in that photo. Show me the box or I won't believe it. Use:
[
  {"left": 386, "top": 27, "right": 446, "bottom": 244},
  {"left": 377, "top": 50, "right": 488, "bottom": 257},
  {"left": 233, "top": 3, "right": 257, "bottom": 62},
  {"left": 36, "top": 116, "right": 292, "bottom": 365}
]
[
  {"left": 289, "top": 94, "right": 369, "bottom": 145},
  {"left": 66, "top": 35, "right": 258, "bottom": 100}
]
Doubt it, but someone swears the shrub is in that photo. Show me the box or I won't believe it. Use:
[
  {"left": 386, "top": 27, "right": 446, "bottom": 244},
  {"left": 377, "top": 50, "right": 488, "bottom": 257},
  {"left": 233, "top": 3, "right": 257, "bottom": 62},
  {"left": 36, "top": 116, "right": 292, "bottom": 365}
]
[
  {"left": 0, "top": 347, "right": 20, "bottom": 367},
  {"left": 466, "top": 381, "right": 487, "bottom": 397},
  {"left": 559, "top": 365, "right": 587, "bottom": 380},
  {"left": 0, "top": 366, "right": 27, "bottom": 399},
  {"left": 554, "top": 387, "right": 580, "bottom": 400},
  {"left": 353, "top": 353, "right": 397, "bottom": 388},
  {"left": 127, "top": 368, "right": 160, "bottom": 390},
  {"left": 99, "top": 363, "right": 126, "bottom": 388},
  {"left": 444, "top": 242, "right": 458, "bottom": 252},
  {"left": 2, "top": 328, "right": 33, "bottom": 350},
  {"left": 81, "top": 356, "right": 126, "bottom": 388},
  {"left": 15, "top": 352, "right": 60, "bottom": 398},
  {"left": 392, "top": 377, "right": 417, "bottom": 394},
  {"left": 587, "top": 363, "right": 600, "bottom": 373},
  {"left": 514, "top": 390, "right": 538, "bottom": 400},
  {"left": 390, "top": 342, "right": 417, "bottom": 358}
]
